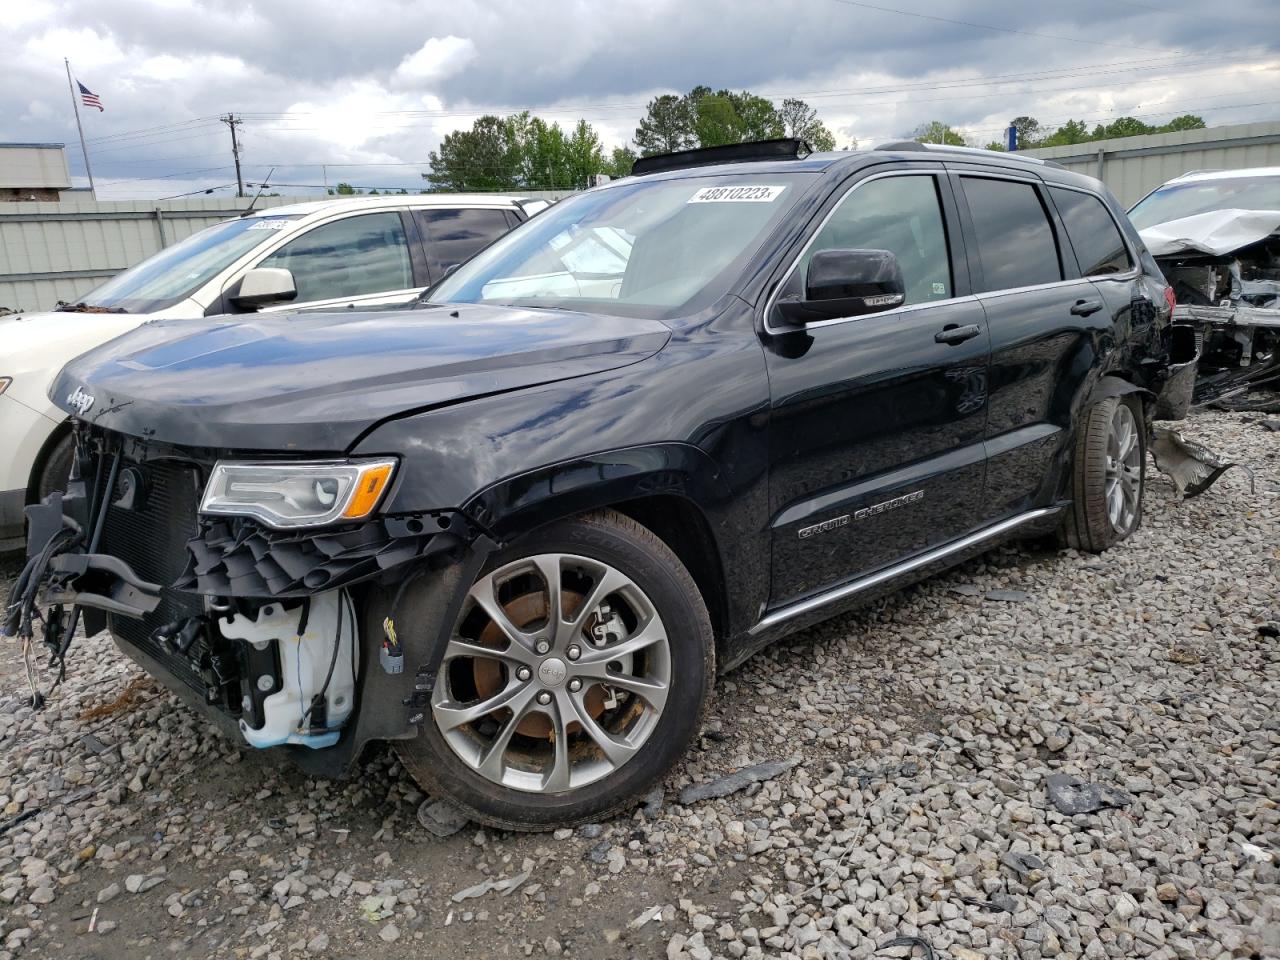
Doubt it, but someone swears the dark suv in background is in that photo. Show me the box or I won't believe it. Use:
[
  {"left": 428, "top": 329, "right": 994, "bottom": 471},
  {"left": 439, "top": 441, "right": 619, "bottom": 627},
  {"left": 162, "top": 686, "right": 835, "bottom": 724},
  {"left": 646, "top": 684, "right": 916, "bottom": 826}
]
[{"left": 13, "top": 139, "right": 1180, "bottom": 830}]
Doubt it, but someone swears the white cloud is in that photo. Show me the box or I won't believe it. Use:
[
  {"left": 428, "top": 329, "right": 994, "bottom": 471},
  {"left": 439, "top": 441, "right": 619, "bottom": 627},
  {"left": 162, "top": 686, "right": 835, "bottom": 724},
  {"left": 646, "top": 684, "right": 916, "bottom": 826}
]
[{"left": 393, "top": 36, "right": 477, "bottom": 87}]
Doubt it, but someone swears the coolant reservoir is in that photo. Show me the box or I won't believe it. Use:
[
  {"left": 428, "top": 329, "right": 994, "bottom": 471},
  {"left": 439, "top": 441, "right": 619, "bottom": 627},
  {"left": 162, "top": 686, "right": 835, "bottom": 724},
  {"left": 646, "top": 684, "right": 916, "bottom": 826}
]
[{"left": 220, "top": 590, "right": 358, "bottom": 749}]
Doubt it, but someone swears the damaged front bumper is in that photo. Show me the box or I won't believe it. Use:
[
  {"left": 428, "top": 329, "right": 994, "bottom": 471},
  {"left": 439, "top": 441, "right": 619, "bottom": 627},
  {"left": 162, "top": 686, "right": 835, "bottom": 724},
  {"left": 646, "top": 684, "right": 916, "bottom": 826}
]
[{"left": 3, "top": 430, "right": 493, "bottom": 777}]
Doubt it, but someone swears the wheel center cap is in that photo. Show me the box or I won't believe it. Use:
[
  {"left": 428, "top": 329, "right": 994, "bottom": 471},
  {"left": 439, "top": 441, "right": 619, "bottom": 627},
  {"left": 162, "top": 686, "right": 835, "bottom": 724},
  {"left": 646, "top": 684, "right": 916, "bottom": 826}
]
[{"left": 537, "top": 657, "right": 568, "bottom": 687}]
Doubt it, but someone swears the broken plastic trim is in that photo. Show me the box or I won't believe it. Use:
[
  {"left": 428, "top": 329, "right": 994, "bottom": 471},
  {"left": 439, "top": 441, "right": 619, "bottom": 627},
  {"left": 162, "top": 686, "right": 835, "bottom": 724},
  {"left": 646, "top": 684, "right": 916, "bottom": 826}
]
[
  {"left": 177, "top": 511, "right": 477, "bottom": 599},
  {"left": 1150, "top": 426, "right": 1255, "bottom": 498}
]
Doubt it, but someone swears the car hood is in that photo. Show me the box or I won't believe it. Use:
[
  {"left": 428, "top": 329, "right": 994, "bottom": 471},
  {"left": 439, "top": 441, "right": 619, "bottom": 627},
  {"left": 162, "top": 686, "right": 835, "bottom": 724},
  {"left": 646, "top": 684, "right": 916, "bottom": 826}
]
[
  {"left": 51, "top": 304, "right": 671, "bottom": 451},
  {"left": 1139, "top": 208, "right": 1280, "bottom": 258}
]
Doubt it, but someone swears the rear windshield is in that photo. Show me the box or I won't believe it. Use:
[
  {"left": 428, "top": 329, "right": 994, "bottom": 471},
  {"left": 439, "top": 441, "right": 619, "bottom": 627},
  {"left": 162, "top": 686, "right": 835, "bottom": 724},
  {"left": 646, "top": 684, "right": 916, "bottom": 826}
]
[
  {"left": 427, "top": 173, "right": 814, "bottom": 320},
  {"left": 75, "top": 215, "right": 301, "bottom": 313},
  {"left": 1128, "top": 176, "right": 1280, "bottom": 230}
]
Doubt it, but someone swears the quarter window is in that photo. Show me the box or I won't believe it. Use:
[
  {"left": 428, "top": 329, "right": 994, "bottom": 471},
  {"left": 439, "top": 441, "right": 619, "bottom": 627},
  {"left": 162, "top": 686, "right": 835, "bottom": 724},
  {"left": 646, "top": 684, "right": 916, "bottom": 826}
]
[
  {"left": 801, "top": 175, "right": 952, "bottom": 305},
  {"left": 259, "top": 212, "right": 412, "bottom": 302},
  {"left": 960, "top": 178, "right": 1062, "bottom": 292},
  {"left": 416, "top": 207, "right": 515, "bottom": 279},
  {"left": 1050, "top": 187, "right": 1132, "bottom": 276}
]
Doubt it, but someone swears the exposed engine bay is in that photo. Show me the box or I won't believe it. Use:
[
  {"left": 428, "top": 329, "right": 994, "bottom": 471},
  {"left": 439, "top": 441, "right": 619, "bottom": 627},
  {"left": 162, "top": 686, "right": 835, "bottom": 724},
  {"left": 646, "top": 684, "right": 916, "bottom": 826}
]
[
  {"left": 2, "top": 425, "right": 486, "bottom": 775},
  {"left": 1142, "top": 210, "right": 1280, "bottom": 406}
]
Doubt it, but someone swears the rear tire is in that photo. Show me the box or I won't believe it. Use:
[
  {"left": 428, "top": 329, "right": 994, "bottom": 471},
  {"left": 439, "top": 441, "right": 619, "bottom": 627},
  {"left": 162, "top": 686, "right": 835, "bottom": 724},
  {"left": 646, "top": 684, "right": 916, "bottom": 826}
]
[
  {"left": 395, "top": 509, "right": 714, "bottom": 831},
  {"left": 1062, "top": 395, "right": 1145, "bottom": 552}
]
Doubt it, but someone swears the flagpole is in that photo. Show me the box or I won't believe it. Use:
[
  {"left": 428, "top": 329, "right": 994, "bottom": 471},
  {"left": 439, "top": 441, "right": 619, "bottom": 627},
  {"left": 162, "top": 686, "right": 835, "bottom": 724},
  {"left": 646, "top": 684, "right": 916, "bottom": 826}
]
[{"left": 64, "top": 58, "right": 97, "bottom": 199}]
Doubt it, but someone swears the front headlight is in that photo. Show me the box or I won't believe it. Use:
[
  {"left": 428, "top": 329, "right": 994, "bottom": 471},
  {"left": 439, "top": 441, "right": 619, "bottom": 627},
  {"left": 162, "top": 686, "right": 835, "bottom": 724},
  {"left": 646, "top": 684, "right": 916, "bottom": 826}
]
[{"left": 200, "top": 458, "right": 397, "bottom": 529}]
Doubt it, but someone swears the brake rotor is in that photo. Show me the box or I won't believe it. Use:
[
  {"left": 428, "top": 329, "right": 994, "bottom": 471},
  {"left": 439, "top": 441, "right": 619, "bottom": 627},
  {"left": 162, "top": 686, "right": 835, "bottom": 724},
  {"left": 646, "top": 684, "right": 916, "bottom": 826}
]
[{"left": 471, "top": 590, "right": 606, "bottom": 739}]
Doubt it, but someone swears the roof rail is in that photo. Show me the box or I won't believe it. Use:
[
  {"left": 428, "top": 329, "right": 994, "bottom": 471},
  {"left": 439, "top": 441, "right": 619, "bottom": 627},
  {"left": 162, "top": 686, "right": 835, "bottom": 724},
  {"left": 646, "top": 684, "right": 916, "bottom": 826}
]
[
  {"left": 873, "top": 140, "right": 929, "bottom": 152},
  {"left": 631, "top": 138, "right": 812, "bottom": 177},
  {"left": 872, "top": 140, "right": 1065, "bottom": 168}
]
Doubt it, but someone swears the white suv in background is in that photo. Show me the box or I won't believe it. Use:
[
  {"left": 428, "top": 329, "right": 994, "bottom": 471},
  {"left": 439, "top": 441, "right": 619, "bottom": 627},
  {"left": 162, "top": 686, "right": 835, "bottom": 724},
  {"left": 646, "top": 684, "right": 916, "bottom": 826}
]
[{"left": 0, "top": 193, "right": 545, "bottom": 550}]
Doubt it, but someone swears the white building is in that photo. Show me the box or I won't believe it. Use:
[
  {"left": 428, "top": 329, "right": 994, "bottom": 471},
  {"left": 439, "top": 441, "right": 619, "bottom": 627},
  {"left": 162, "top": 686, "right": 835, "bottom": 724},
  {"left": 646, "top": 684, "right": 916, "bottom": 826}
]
[{"left": 0, "top": 143, "right": 72, "bottom": 202}]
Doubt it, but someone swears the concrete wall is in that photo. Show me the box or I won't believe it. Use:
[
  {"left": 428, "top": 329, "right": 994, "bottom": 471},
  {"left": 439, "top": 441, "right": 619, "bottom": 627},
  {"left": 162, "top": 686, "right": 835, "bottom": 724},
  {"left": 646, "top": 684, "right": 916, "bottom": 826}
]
[
  {"left": 0, "top": 191, "right": 573, "bottom": 313},
  {"left": 1022, "top": 121, "right": 1280, "bottom": 208}
]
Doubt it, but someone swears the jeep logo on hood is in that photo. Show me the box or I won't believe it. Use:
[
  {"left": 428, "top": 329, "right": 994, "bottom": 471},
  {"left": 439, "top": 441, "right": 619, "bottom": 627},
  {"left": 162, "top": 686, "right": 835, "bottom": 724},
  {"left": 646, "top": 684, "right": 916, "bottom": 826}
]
[{"left": 66, "top": 386, "right": 95, "bottom": 416}]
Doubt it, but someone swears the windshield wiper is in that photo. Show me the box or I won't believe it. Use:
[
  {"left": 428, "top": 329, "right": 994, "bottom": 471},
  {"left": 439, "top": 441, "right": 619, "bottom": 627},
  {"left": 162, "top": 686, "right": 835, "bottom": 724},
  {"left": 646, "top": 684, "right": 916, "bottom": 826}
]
[{"left": 54, "top": 302, "right": 129, "bottom": 314}]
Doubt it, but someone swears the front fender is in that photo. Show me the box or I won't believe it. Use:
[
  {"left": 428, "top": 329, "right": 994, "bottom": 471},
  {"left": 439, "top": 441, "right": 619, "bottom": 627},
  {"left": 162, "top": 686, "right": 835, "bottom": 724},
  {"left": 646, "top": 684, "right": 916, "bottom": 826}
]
[{"left": 463, "top": 442, "right": 735, "bottom": 542}]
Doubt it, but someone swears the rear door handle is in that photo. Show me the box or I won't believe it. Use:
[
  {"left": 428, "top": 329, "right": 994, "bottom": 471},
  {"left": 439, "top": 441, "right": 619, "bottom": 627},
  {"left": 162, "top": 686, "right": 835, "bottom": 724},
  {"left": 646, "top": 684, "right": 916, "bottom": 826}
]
[
  {"left": 1070, "top": 298, "right": 1104, "bottom": 317},
  {"left": 934, "top": 323, "right": 981, "bottom": 345}
]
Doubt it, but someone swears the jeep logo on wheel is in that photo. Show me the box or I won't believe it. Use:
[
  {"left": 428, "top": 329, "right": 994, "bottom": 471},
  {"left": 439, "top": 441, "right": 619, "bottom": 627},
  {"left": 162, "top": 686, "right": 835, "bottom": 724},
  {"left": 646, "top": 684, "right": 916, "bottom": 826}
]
[{"left": 65, "top": 386, "right": 95, "bottom": 416}]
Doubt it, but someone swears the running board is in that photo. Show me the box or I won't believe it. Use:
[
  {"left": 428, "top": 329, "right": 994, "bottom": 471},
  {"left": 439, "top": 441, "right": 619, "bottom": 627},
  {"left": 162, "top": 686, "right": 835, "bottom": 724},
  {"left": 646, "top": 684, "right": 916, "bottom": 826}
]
[{"left": 751, "top": 507, "right": 1062, "bottom": 635}]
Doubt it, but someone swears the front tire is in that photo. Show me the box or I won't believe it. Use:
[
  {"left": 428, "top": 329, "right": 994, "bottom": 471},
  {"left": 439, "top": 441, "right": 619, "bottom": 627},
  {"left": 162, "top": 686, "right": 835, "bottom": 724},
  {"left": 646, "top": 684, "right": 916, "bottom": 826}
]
[
  {"left": 36, "top": 433, "right": 74, "bottom": 502},
  {"left": 395, "top": 509, "right": 714, "bottom": 830},
  {"left": 1062, "top": 395, "right": 1146, "bottom": 552}
]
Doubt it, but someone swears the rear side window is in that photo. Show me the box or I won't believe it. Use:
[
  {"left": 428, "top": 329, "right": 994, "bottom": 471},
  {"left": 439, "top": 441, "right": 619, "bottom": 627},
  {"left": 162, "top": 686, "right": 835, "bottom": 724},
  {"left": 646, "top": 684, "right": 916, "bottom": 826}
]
[
  {"left": 960, "top": 178, "right": 1062, "bottom": 292},
  {"left": 416, "top": 208, "right": 513, "bottom": 278},
  {"left": 800, "top": 175, "right": 952, "bottom": 305},
  {"left": 1050, "top": 187, "right": 1132, "bottom": 276}
]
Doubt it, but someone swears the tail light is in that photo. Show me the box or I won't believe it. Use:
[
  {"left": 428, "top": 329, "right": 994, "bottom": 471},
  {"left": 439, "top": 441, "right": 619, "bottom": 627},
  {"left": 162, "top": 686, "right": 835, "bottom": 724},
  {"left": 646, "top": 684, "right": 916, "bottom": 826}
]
[{"left": 1163, "top": 285, "right": 1177, "bottom": 314}]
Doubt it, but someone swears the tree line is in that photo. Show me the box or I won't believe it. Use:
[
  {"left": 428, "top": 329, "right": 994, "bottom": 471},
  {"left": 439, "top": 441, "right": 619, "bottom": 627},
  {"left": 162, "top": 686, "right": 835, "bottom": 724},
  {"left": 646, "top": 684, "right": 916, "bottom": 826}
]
[
  {"left": 419, "top": 88, "right": 1209, "bottom": 192},
  {"left": 423, "top": 86, "right": 838, "bottom": 192},
  {"left": 912, "top": 114, "right": 1206, "bottom": 150}
]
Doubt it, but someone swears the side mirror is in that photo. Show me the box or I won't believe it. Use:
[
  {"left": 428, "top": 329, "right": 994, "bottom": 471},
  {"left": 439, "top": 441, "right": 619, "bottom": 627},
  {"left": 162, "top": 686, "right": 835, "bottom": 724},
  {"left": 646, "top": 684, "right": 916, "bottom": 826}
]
[
  {"left": 232, "top": 267, "right": 297, "bottom": 309},
  {"left": 777, "top": 249, "right": 905, "bottom": 325}
]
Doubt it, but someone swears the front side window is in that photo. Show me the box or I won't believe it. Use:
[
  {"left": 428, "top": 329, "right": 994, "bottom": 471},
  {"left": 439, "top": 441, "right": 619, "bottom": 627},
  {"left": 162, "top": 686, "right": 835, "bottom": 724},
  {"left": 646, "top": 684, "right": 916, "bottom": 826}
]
[
  {"left": 259, "top": 212, "right": 412, "bottom": 302},
  {"left": 799, "top": 175, "right": 953, "bottom": 305},
  {"left": 416, "top": 207, "right": 515, "bottom": 278},
  {"left": 1051, "top": 188, "right": 1132, "bottom": 276},
  {"left": 427, "top": 173, "right": 813, "bottom": 319},
  {"left": 961, "top": 177, "right": 1062, "bottom": 292},
  {"left": 72, "top": 215, "right": 301, "bottom": 313}
]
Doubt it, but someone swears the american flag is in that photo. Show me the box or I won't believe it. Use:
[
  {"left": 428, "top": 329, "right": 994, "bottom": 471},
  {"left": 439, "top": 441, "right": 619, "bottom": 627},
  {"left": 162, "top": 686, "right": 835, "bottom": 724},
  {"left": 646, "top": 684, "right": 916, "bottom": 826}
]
[{"left": 78, "top": 82, "right": 103, "bottom": 112}]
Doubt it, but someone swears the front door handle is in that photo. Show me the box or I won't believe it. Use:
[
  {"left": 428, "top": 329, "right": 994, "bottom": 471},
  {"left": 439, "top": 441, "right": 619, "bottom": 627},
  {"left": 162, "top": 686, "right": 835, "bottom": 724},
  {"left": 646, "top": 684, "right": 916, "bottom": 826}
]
[
  {"left": 935, "top": 323, "right": 981, "bottom": 345},
  {"left": 1070, "top": 298, "right": 1104, "bottom": 317}
]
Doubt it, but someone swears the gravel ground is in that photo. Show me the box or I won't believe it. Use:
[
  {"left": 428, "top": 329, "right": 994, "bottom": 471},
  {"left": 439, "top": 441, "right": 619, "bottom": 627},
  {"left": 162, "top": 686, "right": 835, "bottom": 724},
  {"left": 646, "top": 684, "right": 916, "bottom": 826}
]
[{"left": 0, "top": 405, "right": 1276, "bottom": 960}]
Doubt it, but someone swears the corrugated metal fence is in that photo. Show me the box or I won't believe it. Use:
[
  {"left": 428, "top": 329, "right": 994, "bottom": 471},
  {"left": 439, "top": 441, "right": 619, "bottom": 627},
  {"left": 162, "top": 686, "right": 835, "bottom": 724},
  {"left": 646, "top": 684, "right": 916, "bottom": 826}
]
[
  {"left": 0, "top": 191, "right": 573, "bottom": 313},
  {"left": 1023, "top": 120, "right": 1280, "bottom": 208}
]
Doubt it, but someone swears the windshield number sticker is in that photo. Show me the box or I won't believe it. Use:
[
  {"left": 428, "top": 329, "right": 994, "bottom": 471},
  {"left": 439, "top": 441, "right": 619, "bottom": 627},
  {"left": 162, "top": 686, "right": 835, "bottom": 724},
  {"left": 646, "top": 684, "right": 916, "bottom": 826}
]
[
  {"left": 247, "top": 219, "right": 291, "bottom": 230},
  {"left": 688, "top": 185, "right": 786, "bottom": 204}
]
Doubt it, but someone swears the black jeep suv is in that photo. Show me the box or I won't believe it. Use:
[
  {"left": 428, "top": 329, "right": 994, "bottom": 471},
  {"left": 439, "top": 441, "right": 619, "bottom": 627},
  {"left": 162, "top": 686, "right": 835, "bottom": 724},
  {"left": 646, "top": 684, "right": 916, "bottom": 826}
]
[{"left": 15, "top": 139, "right": 1181, "bottom": 829}]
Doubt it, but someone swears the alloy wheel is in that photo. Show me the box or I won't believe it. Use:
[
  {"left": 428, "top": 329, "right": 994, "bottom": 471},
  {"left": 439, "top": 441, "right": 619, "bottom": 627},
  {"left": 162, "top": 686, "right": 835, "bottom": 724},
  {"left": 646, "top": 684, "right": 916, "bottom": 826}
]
[
  {"left": 1104, "top": 402, "right": 1142, "bottom": 534},
  {"left": 431, "top": 553, "right": 672, "bottom": 794}
]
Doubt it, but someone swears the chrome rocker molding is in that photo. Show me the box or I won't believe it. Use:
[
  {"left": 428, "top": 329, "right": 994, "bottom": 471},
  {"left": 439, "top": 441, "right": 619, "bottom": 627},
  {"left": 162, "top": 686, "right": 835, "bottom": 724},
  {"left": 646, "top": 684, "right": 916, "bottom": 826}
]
[{"left": 751, "top": 506, "right": 1062, "bottom": 635}]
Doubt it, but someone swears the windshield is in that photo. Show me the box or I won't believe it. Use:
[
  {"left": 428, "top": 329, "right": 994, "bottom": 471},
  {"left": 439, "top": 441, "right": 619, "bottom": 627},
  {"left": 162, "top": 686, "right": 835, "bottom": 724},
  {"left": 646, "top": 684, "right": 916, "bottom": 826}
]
[
  {"left": 427, "top": 173, "right": 813, "bottom": 319},
  {"left": 75, "top": 214, "right": 301, "bottom": 313},
  {"left": 1128, "top": 176, "right": 1280, "bottom": 230}
]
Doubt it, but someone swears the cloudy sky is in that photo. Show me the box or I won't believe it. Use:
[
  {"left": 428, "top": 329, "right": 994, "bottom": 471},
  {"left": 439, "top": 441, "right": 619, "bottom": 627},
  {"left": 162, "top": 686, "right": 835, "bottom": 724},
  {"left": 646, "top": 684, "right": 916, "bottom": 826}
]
[{"left": 3, "top": 0, "right": 1278, "bottom": 199}]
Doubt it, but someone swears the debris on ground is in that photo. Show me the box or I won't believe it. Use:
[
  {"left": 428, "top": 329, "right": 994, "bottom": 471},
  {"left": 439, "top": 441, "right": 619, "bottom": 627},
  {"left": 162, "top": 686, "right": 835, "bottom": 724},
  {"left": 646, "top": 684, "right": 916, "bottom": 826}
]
[
  {"left": 451, "top": 871, "right": 531, "bottom": 902},
  {"left": 1150, "top": 425, "right": 1252, "bottom": 497},
  {"left": 76, "top": 674, "right": 154, "bottom": 721},
  {"left": 1044, "top": 773, "right": 1134, "bottom": 815},
  {"left": 676, "top": 757, "right": 801, "bottom": 805},
  {"left": 417, "top": 798, "right": 470, "bottom": 837}
]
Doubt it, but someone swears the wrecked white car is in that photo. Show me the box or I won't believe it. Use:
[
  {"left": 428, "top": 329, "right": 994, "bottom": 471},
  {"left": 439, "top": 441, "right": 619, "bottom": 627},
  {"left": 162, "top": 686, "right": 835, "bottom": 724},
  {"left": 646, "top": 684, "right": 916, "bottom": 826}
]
[{"left": 1130, "top": 168, "right": 1280, "bottom": 407}]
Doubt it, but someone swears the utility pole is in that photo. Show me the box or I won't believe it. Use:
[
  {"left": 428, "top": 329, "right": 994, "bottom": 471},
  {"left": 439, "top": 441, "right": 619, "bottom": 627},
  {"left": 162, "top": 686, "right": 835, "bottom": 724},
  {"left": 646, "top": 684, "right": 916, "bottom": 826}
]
[{"left": 221, "top": 114, "right": 244, "bottom": 197}]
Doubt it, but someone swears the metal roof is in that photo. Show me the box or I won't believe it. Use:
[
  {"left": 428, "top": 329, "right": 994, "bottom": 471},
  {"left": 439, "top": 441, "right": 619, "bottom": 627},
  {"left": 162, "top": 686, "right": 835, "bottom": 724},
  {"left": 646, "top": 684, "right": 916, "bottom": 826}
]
[{"left": 1169, "top": 166, "right": 1280, "bottom": 183}]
